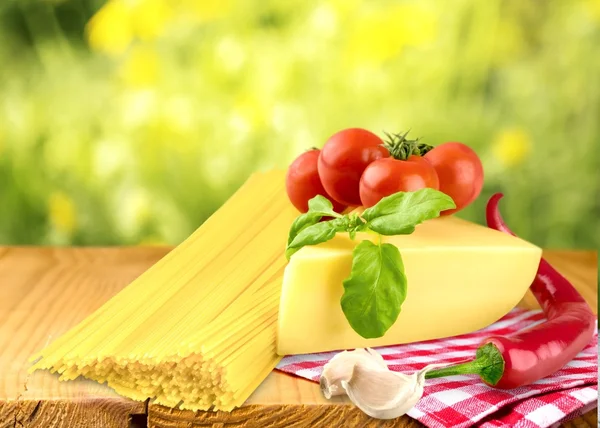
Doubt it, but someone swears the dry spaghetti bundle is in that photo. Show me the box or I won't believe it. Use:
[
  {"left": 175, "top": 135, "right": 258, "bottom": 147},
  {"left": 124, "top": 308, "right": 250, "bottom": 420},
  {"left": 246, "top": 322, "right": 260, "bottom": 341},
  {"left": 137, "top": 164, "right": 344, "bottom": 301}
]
[{"left": 30, "top": 170, "right": 295, "bottom": 411}]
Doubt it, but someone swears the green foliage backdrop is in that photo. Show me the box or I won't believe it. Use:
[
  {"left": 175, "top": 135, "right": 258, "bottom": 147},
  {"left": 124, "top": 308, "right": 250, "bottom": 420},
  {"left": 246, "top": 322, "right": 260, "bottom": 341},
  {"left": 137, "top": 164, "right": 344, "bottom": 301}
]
[{"left": 0, "top": 0, "right": 599, "bottom": 248}]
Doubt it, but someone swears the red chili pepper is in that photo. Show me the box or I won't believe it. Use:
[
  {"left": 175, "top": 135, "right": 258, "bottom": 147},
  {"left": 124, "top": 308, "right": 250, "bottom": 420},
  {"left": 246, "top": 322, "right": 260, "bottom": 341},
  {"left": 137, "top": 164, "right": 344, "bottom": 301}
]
[{"left": 425, "top": 193, "right": 596, "bottom": 388}]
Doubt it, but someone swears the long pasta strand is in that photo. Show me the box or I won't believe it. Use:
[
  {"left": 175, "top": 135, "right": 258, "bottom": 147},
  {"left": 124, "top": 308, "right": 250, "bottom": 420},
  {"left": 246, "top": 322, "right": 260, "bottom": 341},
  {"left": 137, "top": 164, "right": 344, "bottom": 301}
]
[{"left": 30, "top": 170, "right": 297, "bottom": 411}]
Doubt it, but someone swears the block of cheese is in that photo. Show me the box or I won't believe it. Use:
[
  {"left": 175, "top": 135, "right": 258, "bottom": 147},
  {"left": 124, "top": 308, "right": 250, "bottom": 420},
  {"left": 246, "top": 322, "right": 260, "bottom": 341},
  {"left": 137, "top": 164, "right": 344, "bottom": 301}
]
[{"left": 277, "top": 215, "right": 542, "bottom": 355}]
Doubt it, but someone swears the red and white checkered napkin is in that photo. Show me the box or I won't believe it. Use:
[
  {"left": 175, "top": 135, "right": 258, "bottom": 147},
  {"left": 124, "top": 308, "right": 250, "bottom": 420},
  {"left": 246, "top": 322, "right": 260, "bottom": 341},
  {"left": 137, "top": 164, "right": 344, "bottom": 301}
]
[{"left": 276, "top": 308, "right": 598, "bottom": 428}]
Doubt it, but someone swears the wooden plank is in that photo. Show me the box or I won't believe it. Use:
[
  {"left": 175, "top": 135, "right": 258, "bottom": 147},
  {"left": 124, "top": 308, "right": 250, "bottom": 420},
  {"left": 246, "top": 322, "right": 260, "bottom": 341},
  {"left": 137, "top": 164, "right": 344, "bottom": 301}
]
[
  {"left": 147, "top": 403, "right": 425, "bottom": 428},
  {"left": 0, "top": 400, "right": 147, "bottom": 428},
  {"left": 147, "top": 250, "right": 598, "bottom": 428},
  {"left": 0, "top": 247, "right": 170, "bottom": 428},
  {"left": 0, "top": 248, "right": 596, "bottom": 427}
]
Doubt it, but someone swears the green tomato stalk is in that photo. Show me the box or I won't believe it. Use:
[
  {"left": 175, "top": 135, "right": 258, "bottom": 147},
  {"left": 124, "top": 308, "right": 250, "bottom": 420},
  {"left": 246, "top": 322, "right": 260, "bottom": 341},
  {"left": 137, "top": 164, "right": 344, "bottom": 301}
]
[{"left": 383, "top": 130, "right": 434, "bottom": 160}]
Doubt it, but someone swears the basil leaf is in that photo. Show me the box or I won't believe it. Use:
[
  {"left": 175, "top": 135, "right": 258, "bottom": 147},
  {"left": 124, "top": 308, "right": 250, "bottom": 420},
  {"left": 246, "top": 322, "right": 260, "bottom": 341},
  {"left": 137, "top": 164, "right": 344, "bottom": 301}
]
[
  {"left": 362, "top": 188, "right": 455, "bottom": 235},
  {"left": 286, "top": 195, "right": 341, "bottom": 250},
  {"left": 307, "top": 195, "right": 340, "bottom": 216},
  {"left": 287, "top": 213, "right": 321, "bottom": 247},
  {"left": 286, "top": 218, "right": 345, "bottom": 259},
  {"left": 341, "top": 240, "right": 407, "bottom": 339}
]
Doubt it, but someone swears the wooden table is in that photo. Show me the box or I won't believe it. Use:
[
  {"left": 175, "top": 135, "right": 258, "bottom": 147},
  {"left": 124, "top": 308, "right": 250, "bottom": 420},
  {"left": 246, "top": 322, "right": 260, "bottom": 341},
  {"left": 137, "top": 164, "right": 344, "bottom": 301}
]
[{"left": 0, "top": 248, "right": 597, "bottom": 428}]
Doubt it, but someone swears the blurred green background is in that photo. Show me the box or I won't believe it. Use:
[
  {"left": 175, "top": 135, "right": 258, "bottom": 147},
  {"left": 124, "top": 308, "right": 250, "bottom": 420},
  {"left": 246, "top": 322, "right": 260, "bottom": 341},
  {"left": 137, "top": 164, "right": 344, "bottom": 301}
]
[{"left": 0, "top": 0, "right": 599, "bottom": 248}]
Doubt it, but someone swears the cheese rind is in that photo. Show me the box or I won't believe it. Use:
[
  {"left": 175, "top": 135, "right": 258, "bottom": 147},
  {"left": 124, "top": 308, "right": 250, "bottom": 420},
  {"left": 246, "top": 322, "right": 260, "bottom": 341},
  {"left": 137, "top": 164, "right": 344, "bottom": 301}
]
[{"left": 277, "top": 216, "right": 542, "bottom": 355}]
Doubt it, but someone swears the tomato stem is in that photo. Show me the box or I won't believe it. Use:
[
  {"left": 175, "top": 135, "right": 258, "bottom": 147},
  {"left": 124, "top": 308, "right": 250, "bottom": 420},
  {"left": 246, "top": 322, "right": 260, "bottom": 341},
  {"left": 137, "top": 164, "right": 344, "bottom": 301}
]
[{"left": 383, "top": 131, "right": 433, "bottom": 160}]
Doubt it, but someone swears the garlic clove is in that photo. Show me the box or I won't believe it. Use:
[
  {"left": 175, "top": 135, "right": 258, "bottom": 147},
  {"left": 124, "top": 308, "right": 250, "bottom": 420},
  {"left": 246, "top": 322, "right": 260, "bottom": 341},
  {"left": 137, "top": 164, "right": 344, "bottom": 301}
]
[
  {"left": 340, "top": 362, "right": 446, "bottom": 420},
  {"left": 364, "top": 347, "right": 386, "bottom": 365},
  {"left": 340, "top": 363, "right": 417, "bottom": 419},
  {"left": 320, "top": 348, "right": 388, "bottom": 399}
]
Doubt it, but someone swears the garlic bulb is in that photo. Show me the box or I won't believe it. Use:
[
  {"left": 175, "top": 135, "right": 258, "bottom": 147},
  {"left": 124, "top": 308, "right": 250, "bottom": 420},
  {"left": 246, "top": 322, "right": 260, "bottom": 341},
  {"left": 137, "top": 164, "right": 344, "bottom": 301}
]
[
  {"left": 319, "top": 348, "right": 387, "bottom": 399},
  {"left": 321, "top": 348, "right": 446, "bottom": 420}
]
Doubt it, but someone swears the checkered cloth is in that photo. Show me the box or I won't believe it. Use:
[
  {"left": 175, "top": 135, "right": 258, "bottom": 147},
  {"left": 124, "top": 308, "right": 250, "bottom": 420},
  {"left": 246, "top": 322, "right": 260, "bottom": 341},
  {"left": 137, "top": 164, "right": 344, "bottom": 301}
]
[{"left": 276, "top": 308, "right": 598, "bottom": 428}]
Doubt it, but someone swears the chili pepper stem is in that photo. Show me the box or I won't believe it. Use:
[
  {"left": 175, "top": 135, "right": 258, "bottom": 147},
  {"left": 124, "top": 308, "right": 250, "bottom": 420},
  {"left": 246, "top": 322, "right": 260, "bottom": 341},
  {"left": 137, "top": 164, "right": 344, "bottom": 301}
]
[
  {"left": 425, "top": 359, "right": 486, "bottom": 379},
  {"left": 424, "top": 342, "right": 505, "bottom": 386}
]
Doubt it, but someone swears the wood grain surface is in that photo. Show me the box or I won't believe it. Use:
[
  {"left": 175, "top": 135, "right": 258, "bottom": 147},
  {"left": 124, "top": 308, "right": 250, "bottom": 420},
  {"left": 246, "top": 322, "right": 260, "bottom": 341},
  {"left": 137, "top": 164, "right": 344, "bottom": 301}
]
[
  {"left": 0, "top": 247, "right": 596, "bottom": 428},
  {"left": 0, "top": 248, "right": 164, "bottom": 428}
]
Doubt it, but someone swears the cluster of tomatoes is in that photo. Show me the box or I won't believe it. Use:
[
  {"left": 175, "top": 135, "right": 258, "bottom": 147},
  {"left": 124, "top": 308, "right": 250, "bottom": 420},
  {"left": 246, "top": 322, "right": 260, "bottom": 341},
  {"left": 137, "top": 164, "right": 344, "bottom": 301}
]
[{"left": 285, "top": 128, "right": 484, "bottom": 216}]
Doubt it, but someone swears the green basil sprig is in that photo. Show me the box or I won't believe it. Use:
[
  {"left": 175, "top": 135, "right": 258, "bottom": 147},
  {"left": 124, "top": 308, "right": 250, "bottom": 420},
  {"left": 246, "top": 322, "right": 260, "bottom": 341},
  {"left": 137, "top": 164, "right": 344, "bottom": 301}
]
[
  {"left": 285, "top": 188, "right": 455, "bottom": 339},
  {"left": 286, "top": 195, "right": 367, "bottom": 259},
  {"left": 362, "top": 188, "right": 457, "bottom": 235}
]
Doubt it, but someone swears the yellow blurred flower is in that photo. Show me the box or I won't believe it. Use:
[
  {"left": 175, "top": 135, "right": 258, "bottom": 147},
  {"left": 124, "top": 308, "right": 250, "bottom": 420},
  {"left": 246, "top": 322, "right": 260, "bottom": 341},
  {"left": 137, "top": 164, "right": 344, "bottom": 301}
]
[
  {"left": 346, "top": 4, "right": 437, "bottom": 64},
  {"left": 215, "top": 37, "right": 246, "bottom": 73},
  {"left": 233, "top": 94, "right": 270, "bottom": 132},
  {"left": 86, "top": 0, "right": 171, "bottom": 55},
  {"left": 49, "top": 192, "right": 77, "bottom": 235},
  {"left": 492, "top": 129, "right": 531, "bottom": 167},
  {"left": 120, "top": 46, "right": 160, "bottom": 87},
  {"left": 583, "top": 0, "right": 600, "bottom": 22},
  {"left": 327, "top": 0, "right": 362, "bottom": 20},
  {"left": 309, "top": 4, "right": 339, "bottom": 39},
  {"left": 130, "top": 0, "right": 172, "bottom": 41},
  {"left": 180, "top": 0, "right": 232, "bottom": 23},
  {"left": 162, "top": 97, "right": 195, "bottom": 143},
  {"left": 86, "top": 0, "right": 134, "bottom": 56}
]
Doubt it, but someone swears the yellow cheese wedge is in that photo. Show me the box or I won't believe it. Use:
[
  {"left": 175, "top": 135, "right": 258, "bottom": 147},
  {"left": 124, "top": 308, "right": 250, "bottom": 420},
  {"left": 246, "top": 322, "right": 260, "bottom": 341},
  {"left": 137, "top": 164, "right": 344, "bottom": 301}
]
[{"left": 277, "top": 216, "right": 542, "bottom": 355}]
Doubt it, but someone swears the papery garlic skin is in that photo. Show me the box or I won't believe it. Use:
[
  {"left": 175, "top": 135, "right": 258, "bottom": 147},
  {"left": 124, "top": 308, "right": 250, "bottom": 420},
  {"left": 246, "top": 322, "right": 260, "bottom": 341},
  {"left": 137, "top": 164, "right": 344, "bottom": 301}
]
[
  {"left": 320, "top": 347, "right": 448, "bottom": 420},
  {"left": 341, "top": 363, "right": 447, "bottom": 420},
  {"left": 319, "top": 348, "right": 387, "bottom": 399}
]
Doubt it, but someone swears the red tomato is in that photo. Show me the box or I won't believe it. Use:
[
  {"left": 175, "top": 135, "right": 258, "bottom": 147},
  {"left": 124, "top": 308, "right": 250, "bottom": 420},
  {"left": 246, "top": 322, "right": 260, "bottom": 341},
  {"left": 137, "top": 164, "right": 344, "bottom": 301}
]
[
  {"left": 286, "top": 149, "right": 346, "bottom": 213},
  {"left": 318, "top": 128, "right": 389, "bottom": 206},
  {"left": 359, "top": 155, "right": 440, "bottom": 207},
  {"left": 424, "top": 142, "right": 484, "bottom": 215}
]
